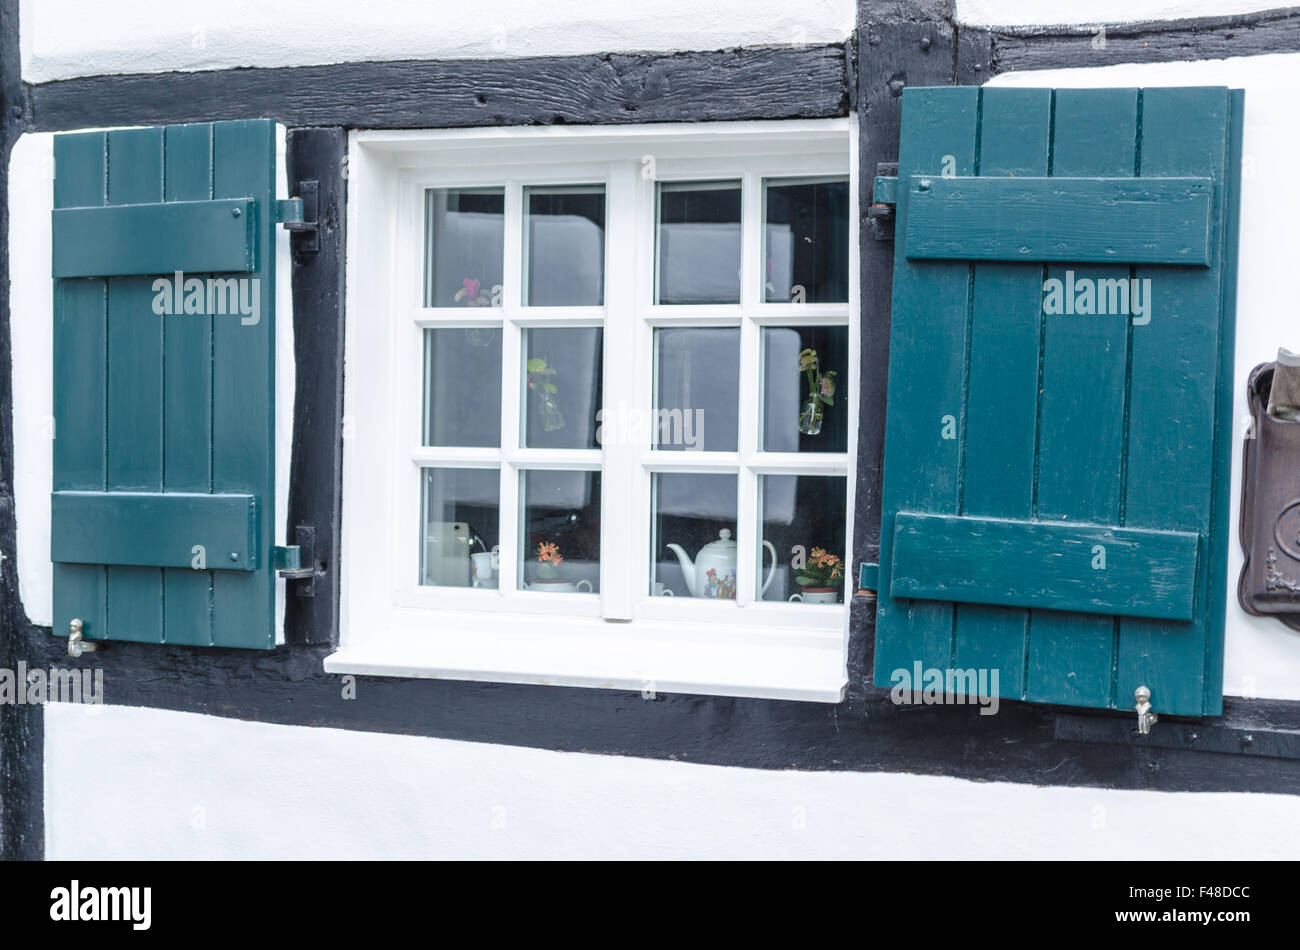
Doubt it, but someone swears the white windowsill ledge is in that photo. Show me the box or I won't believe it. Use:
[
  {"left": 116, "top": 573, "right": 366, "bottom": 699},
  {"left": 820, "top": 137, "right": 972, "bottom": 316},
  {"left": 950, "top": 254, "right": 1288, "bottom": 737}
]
[{"left": 323, "top": 620, "right": 848, "bottom": 703}]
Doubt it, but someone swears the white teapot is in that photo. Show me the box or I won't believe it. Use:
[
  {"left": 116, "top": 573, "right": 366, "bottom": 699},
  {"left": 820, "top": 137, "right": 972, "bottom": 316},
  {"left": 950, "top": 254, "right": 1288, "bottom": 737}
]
[{"left": 666, "top": 529, "right": 777, "bottom": 598}]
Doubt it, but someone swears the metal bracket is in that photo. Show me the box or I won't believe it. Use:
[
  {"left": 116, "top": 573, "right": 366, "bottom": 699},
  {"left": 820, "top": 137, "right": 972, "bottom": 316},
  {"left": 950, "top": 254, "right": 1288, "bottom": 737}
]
[
  {"left": 274, "top": 525, "right": 322, "bottom": 597},
  {"left": 858, "top": 561, "right": 879, "bottom": 598},
  {"left": 67, "top": 617, "right": 98, "bottom": 658},
  {"left": 868, "top": 163, "right": 899, "bottom": 241},
  {"left": 275, "top": 179, "right": 319, "bottom": 251}
]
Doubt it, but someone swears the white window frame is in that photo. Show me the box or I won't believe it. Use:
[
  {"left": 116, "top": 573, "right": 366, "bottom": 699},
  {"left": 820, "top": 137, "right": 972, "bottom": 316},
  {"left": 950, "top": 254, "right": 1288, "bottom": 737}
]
[{"left": 329, "top": 119, "right": 858, "bottom": 702}]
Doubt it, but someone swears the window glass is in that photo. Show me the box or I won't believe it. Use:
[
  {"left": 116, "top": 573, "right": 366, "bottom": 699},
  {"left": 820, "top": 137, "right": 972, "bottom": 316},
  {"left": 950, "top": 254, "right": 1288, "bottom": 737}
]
[
  {"left": 424, "top": 187, "right": 504, "bottom": 308},
  {"left": 656, "top": 181, "right": 742, "bottom": 305}
]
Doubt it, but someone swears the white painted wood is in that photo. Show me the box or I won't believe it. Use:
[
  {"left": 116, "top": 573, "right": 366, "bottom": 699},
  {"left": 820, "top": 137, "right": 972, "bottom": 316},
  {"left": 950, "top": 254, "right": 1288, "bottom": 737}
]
[{"left": 341, "top": 120, "right": 854, "bottom": 697}]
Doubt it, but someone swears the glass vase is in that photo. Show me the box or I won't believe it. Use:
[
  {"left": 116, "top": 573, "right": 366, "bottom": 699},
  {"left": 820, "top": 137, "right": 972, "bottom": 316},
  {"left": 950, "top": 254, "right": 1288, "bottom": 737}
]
[
  {"left": 798, "top": 395, "right": 823, "bottom": 436},
  {"left": 540, "top": 390, "right": 566, "bottom": 432}
]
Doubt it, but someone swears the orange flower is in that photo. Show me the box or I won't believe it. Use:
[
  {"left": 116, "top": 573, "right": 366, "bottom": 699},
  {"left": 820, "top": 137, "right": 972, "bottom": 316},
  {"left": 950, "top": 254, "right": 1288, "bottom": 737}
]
[{"left": 537, "top": 541, "right": 563, "bottom": 565}]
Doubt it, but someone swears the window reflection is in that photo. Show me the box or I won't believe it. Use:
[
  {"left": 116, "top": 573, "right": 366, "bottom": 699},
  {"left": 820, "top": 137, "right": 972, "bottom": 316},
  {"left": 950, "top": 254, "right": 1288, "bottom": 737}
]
[{"left": 656, "top": 181, "right": 742, "bottom": 305}]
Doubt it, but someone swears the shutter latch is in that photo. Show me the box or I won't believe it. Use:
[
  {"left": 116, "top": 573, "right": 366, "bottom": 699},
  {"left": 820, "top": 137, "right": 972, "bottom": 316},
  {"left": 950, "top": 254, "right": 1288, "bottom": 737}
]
[
  {"left": 1135, "top": 686, "right": 1159, "bottom": 735},
  {"left": 868, "top": 163, "right": 898, "bottom": 241},
  {"left": 274, "top": 525, "right": 323, "bottom": 597},
  {"left": 67, "top": 618, "right": 98, "bottom": 658},
  {"left": 276, "top": 180, "right": 319, "bottom": 252}
]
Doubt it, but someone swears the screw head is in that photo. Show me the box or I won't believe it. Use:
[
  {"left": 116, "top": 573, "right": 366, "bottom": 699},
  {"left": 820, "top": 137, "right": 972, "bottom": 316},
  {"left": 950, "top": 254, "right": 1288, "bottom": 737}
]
[
  {"left": 229, "top": 552, "right": 239, "bottom": 561},
  {"left": 232, "top": 207, "right": 242, "bottom": 217}
]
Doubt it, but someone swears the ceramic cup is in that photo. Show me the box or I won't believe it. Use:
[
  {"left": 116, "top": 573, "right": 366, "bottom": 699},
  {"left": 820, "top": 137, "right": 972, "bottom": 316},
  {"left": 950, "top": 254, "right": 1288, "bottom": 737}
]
[
  {"left": 471, "top": 552, "right": 497, "bottom": 589},
  {"left": 790, "top": 588, "right": 839, "bottom": 604}
]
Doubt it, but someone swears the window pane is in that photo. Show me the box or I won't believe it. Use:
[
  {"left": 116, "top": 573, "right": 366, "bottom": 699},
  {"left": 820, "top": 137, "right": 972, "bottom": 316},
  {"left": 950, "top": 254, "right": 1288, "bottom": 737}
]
[
  {"left": 524, "top": 186, "right": 606, "bottom": 306},
  {"left": 651, "top": 473, "right": 738, "bottom": 598},
  {"left": 420, "top": 467, "right": 500, "bottom": 587},
  {"left": 656, "top": 181, "right": 741, "bottom": 305},
  {"left": 763, "top": 178, "right": 850, "bottom": 303},
  {"left": 423, "top": 328, "right": 502, "bottom": 447},
  {"left": 759, "top": 475, "right": 847, "bottom": 603},
  {"left": 653, "top": 327, "right": 738, "bottom": 452},
  {"left": 760, "top": 325, "right": 848, "bottom": 453},
  {"left": 522, "top": 327, "right": 603, "bottom": 449},
  {"left": 424, "top": 187, "right": 503, "bottom": 308},
  {"left": 520, "top": 470, "right": 601, "bottom": 593}
]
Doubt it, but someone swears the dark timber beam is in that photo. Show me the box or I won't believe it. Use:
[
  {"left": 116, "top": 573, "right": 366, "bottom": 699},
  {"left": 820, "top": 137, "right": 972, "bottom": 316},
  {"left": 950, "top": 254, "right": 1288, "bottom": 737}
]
[
  {"left": 0, "top": 0, "right": 43, "bottom": 862},
  {"left": 28, "top": 45, "right": 852, "bottom": 132},
  {"left": 990, "top": 6, "right": 1300, "bottom": 73}
]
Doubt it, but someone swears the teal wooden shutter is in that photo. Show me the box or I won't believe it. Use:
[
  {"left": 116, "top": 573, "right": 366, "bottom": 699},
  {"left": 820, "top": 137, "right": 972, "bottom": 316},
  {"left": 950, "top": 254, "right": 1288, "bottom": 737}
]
[
  {"left": 51, "top": 120, "right": 280, "bottom": 649},
  {"left": 874, "top": 87, "right": 1243, "bottom": 717}
]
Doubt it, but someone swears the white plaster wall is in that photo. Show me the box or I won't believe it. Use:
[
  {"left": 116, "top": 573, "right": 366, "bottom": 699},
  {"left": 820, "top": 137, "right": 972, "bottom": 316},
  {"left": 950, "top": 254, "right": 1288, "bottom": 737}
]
[
  {"left": 989, "top": 52, "right": 1300, "bottom": 702},
  {"left": 18, "top": 0, "right": 855, "bottom": 83},
  {"left": 957, "top": 0, "right": 1286, "bottom": 27},
  {"left": 42, "top": 703, "right": 1300, "bottom": 859},
  {"left": 16, "top": 0, "right": 1284, "bottom": 85}
]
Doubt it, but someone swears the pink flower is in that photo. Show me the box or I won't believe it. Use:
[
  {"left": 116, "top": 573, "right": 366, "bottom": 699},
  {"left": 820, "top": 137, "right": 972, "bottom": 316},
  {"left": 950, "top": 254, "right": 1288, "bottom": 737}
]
[
  {"left": 820, "top": 376, "right": 835, "bottom": 398},
  {"left": 463, "top": 277, "right": 481, "bottom": 300}
]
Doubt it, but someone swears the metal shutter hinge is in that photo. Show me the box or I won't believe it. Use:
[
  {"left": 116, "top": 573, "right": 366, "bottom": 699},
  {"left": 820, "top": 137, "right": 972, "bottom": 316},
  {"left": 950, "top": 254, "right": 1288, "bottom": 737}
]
[
  {"left": 276, "top": 180, "right": 319, "bottom": 251},
  {"left": 868, "top": 164, "right": 898, "bottom": 241},
  {"left": 857, "top": 561, "right": 879, "bottom": 599},
  {"left": 274, "top": 525, "right": 322, "bottom": 597}
]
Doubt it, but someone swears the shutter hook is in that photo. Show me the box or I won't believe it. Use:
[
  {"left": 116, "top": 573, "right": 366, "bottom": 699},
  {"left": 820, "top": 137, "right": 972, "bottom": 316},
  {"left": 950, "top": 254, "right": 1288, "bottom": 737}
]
[
  {"left": 67, "top": 618, "right": 98, "bottom": 658},
  {"left": 1135, "top": 685, "right": 1158, "bottom": 735}
]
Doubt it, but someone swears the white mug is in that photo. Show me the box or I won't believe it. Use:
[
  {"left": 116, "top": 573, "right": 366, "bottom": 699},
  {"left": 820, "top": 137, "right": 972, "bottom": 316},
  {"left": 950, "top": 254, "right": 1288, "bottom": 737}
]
[{"left": 471, "top": 552, "right": 497, "bottom": 588}]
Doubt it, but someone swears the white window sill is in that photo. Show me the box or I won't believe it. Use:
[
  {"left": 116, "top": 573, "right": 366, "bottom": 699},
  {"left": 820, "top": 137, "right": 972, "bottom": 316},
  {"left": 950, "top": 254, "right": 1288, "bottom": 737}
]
[{"left": 323, "top": 615, "right": 848, "bottom": 703}]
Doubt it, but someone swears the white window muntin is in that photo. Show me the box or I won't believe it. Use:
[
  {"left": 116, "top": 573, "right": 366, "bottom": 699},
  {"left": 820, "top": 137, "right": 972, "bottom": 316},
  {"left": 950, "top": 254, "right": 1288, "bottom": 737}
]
[{"left": 336, "top": 120, "right": 857, "bottom": 701}]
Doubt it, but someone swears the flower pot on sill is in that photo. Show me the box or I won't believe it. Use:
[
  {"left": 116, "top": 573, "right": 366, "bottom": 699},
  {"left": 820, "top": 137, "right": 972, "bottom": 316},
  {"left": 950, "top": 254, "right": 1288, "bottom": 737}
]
[
  {"left": 790, "top": 587, "right": 839, "bottom": 604},
  {"left": 526, "top": 578, "right": 593, "bottom": 593}
]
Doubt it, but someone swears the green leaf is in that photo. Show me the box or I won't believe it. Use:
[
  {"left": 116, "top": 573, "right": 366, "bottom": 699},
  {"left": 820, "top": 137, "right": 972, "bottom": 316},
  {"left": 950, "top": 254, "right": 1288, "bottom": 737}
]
[
  {"left": 542, "top": 383, "right": 558, "bottom": 393},
  {"left": 526, "top": 358, "right": 548, "bottom": 373},
  {"left": 795, "top": 575, "right": 819, "bottom": 586}
]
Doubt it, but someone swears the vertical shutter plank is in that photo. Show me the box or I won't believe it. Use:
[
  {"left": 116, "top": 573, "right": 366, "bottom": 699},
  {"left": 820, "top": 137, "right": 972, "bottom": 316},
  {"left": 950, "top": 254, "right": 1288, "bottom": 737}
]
[
  {"left": 211, "top": 120, "right": 276, "bottom": 649},
  {"left": 52, "top": 132, "right": 108, "bottom": 642},
  {"left": 1026, "top": 89, "right": 1139, "bottom": 708},
  {"left": 104, "top": 128, "right": 166, "bottom": 644},
  {"left": 872, "top": 87, "right": 979, "bottom": 684},
  {"left": 951, "top": 88, "right": 1052, "bottom": 699},
  {"left": 162, "top": 123, "right": 216, "bottom": 646},
  {"left": 1118, "top": 88, "right": 1232, "bottom": 716}
]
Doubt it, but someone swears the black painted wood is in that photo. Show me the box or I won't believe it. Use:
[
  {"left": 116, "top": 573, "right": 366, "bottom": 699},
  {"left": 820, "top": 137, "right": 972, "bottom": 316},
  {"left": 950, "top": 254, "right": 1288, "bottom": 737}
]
[
  {"left": 1057, "top": 704, "right": 1300, "bottom": 761},
  {"left": 29, "top": 46, "right": 851, "bottom": 132},
  {"left": 0, "top": 0, "right": 43, "bottom": 862},
  {"left": 7, "top": 624, "right": 1300, "bottom": 794},
  {"left": 851, "top": 18, "right": 959, "bottom": 706},
  {"left": 991, "top": 7, "right": 1300, "bottom": 73},
  {"left": 284, "top": 129, "right": 346, "bottom": 646}
]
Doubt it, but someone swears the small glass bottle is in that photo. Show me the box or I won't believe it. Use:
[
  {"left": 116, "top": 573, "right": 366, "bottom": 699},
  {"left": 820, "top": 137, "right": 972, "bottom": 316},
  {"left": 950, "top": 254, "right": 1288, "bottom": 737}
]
[
  {"left": 798, "top": 395, "right": 823, "bottom": 436},
  {"left": 540, "top": 389, "right": 566, "bottom": 432}
]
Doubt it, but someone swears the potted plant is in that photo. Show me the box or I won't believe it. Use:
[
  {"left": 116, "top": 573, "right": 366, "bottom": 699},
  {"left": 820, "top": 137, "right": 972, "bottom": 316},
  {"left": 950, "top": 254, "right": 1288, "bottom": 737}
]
[
  {"left": 793, "top": 547, "right": 844, "bottom": 603},
  {"left": 797, "top": 348, "right": 837, "bottom": 436},
  {"left": 526, "top": 541, "right": 591, "bottom": 593},
  {"left": 454, "top": 276, "right": 492, "bottom": 306}
]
